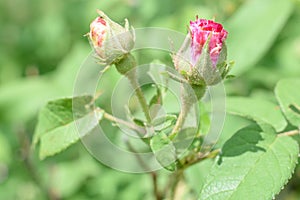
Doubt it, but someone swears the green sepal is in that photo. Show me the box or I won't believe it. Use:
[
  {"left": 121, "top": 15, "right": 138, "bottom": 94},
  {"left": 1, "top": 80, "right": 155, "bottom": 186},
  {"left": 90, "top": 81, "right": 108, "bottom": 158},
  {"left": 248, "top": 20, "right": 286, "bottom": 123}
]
[{"left": 115, "top": 53, "right": 136, "bottom": 75}]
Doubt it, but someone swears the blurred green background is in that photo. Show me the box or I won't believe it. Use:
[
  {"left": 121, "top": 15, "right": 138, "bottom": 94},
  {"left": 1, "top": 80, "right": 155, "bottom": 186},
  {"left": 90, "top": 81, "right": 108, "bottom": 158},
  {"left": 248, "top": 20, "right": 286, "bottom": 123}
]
[{"left": 1, "top": 0, "right": 300, "bottom": 199}]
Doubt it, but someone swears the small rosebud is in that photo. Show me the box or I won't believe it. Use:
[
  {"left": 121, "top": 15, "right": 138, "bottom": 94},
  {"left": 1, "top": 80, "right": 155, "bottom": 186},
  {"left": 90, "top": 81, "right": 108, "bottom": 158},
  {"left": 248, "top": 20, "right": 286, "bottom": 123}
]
[
  {"left": 190, "top": 18, "right": 227, "bottom": 66},
  {"left": 173, "top": 17, "right": 230, "bottom": 86},
  {"left": 88, "top": 10, "right": 135, "bottom": 64}
]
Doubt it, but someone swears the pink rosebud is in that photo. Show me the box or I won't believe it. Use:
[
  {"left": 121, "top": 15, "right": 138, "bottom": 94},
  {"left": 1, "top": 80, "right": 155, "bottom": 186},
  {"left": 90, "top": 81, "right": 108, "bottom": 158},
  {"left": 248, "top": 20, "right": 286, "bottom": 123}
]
[
  {"left": 190, "top": 17, "right": 228, "bottom": 66},
  {"left": 87, "top": 10, "right": 135, "bottom": 64},
  {"left": 172, "top": 17, "right": 230, "bottom": 86},
  {"left": 89, "top": 17, "right": 107, "bottom": 56}
]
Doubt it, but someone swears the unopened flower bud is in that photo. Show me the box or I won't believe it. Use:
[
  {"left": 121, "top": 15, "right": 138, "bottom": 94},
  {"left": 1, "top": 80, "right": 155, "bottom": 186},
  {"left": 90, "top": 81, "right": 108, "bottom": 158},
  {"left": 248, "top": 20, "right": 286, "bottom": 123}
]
[
  {"left": 173, "top": 17, "right": 230, "bottom": 86},
  {"left": 88, "top": 10, "right": 135, "bottom": 64}
]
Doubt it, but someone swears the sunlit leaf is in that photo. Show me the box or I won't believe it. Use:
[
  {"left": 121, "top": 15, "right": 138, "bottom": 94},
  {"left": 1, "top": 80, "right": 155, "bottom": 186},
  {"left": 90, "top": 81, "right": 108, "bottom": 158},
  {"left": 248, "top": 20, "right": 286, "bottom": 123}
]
[
  {"left": 199, "top": 125, "right": 299, "bottom": 200},
  {"left": 275, "top": 78, "right": 300, "bottom": 127},
  {"left": 226, "top": 97, "right": 287, "bottom": 132},
  {"left": 33, "top": 96, "right": 103, "bottom": 159},
  {"left": 150, "top": 131, "right": 177, "bottom": 171}
]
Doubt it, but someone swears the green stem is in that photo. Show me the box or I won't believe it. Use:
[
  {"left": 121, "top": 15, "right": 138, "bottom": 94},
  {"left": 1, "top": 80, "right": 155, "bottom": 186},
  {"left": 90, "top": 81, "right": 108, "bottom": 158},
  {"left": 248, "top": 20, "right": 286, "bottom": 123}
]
[
  {"left": 115, "top": 54, "right": 152, "bottom": 124},
  {"left": 18, "top": 128, "right": 57, "bottom": 199},
  {"left": 97, "top": 108, "right": 146, "bottom": 134},
  {"left": 170, "top": 84, "right": 206, "bottom": 139},
  {"left": 127, "top": 70, "right": 152, "bottom": 124},
  {"left": 151, "top": 172, "right": 162, "bottom": 200},
  {"left": 169, "top": 103, "right": 190, "bottom": 140},
  {"left": 126, "top": 140, "right": 162, "bottom": 200},
  {"left": 278, "top": 129, "right": 299, "bottom": 137},
  {"left": 169, "top": 84, "right": 193, "bottom": 139},
  {"left": 169, "top": 170, "right": 184, "bottom": 200},
  {"left": 181, "top": 149, "right": 220, "bottom": 170}
]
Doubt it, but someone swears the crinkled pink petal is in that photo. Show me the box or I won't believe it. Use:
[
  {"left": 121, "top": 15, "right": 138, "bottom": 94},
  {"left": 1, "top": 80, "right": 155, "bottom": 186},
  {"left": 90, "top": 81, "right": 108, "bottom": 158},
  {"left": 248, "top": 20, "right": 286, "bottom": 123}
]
[
  {"left": 89, "top": 17, "right": 107, "bottom": 48},
  {"left": 190, "top": 18, "right": 228, "bottom": 66}
]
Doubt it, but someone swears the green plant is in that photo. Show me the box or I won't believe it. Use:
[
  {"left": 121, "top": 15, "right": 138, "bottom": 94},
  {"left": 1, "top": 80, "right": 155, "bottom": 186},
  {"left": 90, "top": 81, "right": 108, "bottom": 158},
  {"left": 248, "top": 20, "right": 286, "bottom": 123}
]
[{"left": 32, "top": 6, "right": 300, "bottom": 200}]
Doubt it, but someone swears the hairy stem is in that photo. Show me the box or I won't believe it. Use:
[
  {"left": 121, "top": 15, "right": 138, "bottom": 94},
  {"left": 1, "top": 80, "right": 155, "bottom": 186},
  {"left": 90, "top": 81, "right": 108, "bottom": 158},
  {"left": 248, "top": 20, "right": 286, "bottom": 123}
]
[
  {"left": 18, "top": 127, "right": 58, "bottom": 200},
  {"left": 169, "top": 103, "right": 190, "bottom": 139},
  {"left": 127, "top": 71, "right": 152, "bottom": 124},
  {"left": 169, "top": 83, "right": 206, "bottom": 139},
  {"left": 97, "top": 108, "right": 146, "bottom": 134},
  {"left": 126, "top": 141, "right": 162, "bottom": 200},
  {"left": 115, "top": 54, "right": 152, "bottom": 124},
  {"left": 169, "top": 170, "right": 184, "bottom": 200},
  {"left": 169, "top": 83, "right": 194, "bottom": 139},
  {"left": 278, "top": 129, "right": 300, "bottom": 137},
  {"left": 151, "top": 172, "right": 162, "bottom": 200},
  {"left": 181, "top": 149, "right": 220, "bottom": 170}
]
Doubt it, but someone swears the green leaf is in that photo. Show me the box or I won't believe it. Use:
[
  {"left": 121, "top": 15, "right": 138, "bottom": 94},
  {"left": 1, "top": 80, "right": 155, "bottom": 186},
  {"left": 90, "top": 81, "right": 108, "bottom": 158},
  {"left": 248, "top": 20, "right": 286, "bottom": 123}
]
[
  {"left": 199, "top": 125, "right": 299, "bottom": 200},
  {"left": 185, "top": 159, "right": 214, "bottom": 195},
  {"left": 152, "top": 114, "right": 177, "bottom": 132},
  {"left": 133, "top": 118, "right": 146, "bottom": 127},
  {"left": 226, "top": 0, "right": 293, "bottom": 75},
  {"left": 226, "top": 97, "right": 287, "bottom": 132},
  {"left": 275, "top": 79, "right": 300, "bottom": 127},
  {"left": 214, "top": 114, "right": 251, "bottom": 149},
  {"left": 150, "top": 132, "right": 177, "bottom": 171},
  {"left": 33, "top": 96, "right": 104, "bottom": 159},
  {"left": 33, "top": 96, "right": 93, "bottom": 145}
]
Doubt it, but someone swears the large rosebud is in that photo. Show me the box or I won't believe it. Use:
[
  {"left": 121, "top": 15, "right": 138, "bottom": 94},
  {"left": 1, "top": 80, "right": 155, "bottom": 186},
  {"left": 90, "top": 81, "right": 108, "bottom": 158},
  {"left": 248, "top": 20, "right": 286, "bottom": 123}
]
[
  {"left": 173, "top": 17, "right": 230, "bottom": 86},
  {"left": 88, "top": 10, "right": 135, "bottom": 64}
]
